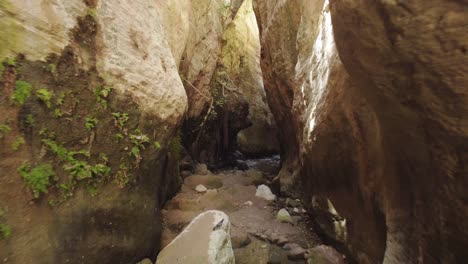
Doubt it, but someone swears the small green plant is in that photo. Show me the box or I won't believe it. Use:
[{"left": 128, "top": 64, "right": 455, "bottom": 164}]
[
  {"left": 18, "top": 162, "right": 55, "bottom": 198},
  {"left": 115, "top": 133, "right": 124, "bottom": 140},
  {"left": 96, "top": 85, "right": 112, "bottom": 109},
  {"left": 56, "top": 92, "right": 65, "bottom": 106},
  {"left": 26, "top": 114, "right": 35, "bottom": 126},
  {"left": 12, "top": 81, "right": 32, "bottom": 105},
  {"left": 4, "top": 57, "right": 16, "bottom": 66},
  {"left": 54, "top": 109, "right": 63, "bottom": 118},
  {"left": 115, "top": 162, "right": 130, "bottom": 188},
  {"left": 36, "top": 88, "right": 54, "bottom": 108},
  {"left": 0, "top": 57, "right": 16, "bottom": 74},
  {"left": 0, "top": 124, "right": 11, "bottom": 139},
  {"left": 48, "top": 64, "right": 56, "bottom": 75},
  {"left": 154, "top": 141, "right": 161, "bottom": 149},
  {"left": 87, "top": 8, "right": 98, "bottom": 19},
  {"left": 0, "top": 223, "right": 11, "bottom": 239},
  {"left": 12, "top": 136, "right": 25, "bottom": 150},
  {"left": 85, "top": 116, "right": 98, "bottom": 131},
  {"left": 42, "top": 139, "right": 69, "bottom": 160},
  {"left": 112, "top": 112, "right": 129, "bottom": 129}
]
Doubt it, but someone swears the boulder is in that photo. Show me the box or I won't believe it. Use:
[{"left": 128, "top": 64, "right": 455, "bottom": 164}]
[
  {"left": 276, "top": 209, "right": 293, "bottom": 224},
  {"left": 231, "top": 228, "right": 251, "bottom": 249},
  {"left": 195, "top": 163, "right": 210, "bottom": 175},
  {"left": 287, "top": 245, "right": 307, "bottom": 260},
  {"left": 255, "top": 185, "right": 276, "bottom": 201},
  {"left": 236, "top": 160, "right": 249, "bottom": 171},
  {"left": 156, "top": 210, "right": 235, "bottom": 264},
  {"left": 307, "top": 245, "right": 345, "bottom": 264}
]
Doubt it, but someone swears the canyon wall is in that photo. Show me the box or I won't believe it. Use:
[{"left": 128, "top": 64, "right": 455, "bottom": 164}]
[
  {"left": 0, "top": 1, "right": 186, "bottom": 263},
  {"left": 256, "top": 0, "right": 468, "bottom": 263},
  {"left": 0, "top": 0, "right": 278, "bottom": 262}
]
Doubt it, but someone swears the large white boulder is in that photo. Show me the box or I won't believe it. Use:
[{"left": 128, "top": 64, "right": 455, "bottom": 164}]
[{"left": 156, "top": 210, "right": 235, "bottom": 264}]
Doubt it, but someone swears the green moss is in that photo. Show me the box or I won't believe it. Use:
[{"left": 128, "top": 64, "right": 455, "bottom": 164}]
[
  {"left": 169, "top": 132, "right": 182, "bottom": 159},
  {"left": 18, "top": 162, "right": 55, "bottom": 198},
  {"left": 12, "top": 80, "right": 32, "bottom": 105},
  {"left": 11, "top": 136, "right": 25, "bottom": 150},
  {"left": 36, "top": 88, "right": 54, "bottom": 108},
  {"left": 87, "top": 8, "right": 98, "bottom": 20},
  {"left": 0, "top": 223, "right": 11, "bottom": 239},
  {"left": 26, "top": 114, "right": 35, "bottom": 126},
  {"left": 0, "top": 57, "right": 16, "bottom": 76}
]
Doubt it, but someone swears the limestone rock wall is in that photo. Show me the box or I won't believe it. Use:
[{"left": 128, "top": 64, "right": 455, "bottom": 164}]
[
  {"left": 219, "top": 0, "right": 279, "bottom": 157},
  {"left": 325, "top": 1, "right": 468, "bottom": 263},
  {"left": 256, "top": 0, "right": 468, "bottom": 263},
  {"left": 0, "top": 0, "right": 187, "bottom": 263}
]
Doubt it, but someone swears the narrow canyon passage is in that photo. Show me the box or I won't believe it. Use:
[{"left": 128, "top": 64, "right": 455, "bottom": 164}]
[{"left": 0, "top": 1, "right": 467, "bottom": 264}]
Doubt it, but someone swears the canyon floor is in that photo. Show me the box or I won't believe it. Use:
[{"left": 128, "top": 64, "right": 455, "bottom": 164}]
[{"left": 158, "top": 157, "right": 346, "bottom": 263}]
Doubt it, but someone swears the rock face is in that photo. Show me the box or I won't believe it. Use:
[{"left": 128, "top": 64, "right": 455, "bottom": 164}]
[
  {"left": 0, "top": 1, "right": 186, "bottom": 263},
  {"left": 156, "top": 210, "right": 235, "bottom": 264},
  {"left": 256, "top": 0, "right": 468, "bottom": 263},
  {"left": 218, "top": 0, "right": 278, "bottom": 157}
]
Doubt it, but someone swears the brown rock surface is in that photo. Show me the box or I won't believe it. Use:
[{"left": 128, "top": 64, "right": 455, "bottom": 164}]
[{"left": 256, "top": 0, "right": 468, "bottom": 263}]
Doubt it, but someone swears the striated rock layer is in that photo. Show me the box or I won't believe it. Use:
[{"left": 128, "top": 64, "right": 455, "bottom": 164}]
[{"left": 256, "top": 0, "right": 468, "bottom": 263}]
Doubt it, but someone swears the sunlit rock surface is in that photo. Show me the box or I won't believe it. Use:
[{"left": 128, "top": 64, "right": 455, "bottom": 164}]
[{"left": 156, "top": 210, "right": 234, "bottom": 264}]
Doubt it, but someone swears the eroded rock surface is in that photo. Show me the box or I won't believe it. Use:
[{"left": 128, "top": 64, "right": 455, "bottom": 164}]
[
  {"left": 256, "top": 0, "right": 468, "bottom": 263},
  {"left": 0, "top": 1, "right": 186, "bottom": 263}
]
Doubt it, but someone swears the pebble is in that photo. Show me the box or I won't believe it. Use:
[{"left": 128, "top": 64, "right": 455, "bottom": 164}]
[
  {"left": 195, "top": 184, "right": 207, "bottom": 193},
  {"left": 243, "top": 201, "right": 253, "bottom": 206},
  {"left": 287, "top": 246, "right": 307, "bottom": 260}
]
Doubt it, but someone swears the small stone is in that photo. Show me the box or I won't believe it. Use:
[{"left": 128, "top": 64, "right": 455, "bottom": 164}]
[
  {"left": 261, "top": 244, "right": 268, "bottom": 249},
  {"left": 283, "top": 243, "right": 299, "bottom": 250},
  {"left": 287, "top": 246, "right": 307, "bottom": 260},
  {"left": 276, "top": 237, "right": 289, "bottom": 246},
  {"left": 194, "top": 163, "right": 210, "bottom": 175},
  {"left": 255, "top": 184, "right": 276, "bottom": 201},
  {"left": 286, "top": 198, "right": 301, "bottom": 208},
  {"left": 243, "top": 201, "right": 253, "bottom": 206},
  {"left": 293, "top": 208, "right": 300, "bottom": 213},
  {"left": 276, "top": 208, "right": 293, "bottom": 223},
  {"left": 268, "top": 233, "right": 279, "bottom": 243},
  {"left": 301, "top": 209, "right": 307, "bottom": 213},
  {"left": 236, "top": 160, "right": 249, "bottom": 171},
  {"left": 195, "top": 184, "right": 207, "bottom": 193},
  {"left": 180, "top": 170, "right": 191, "bottom": 178}
]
